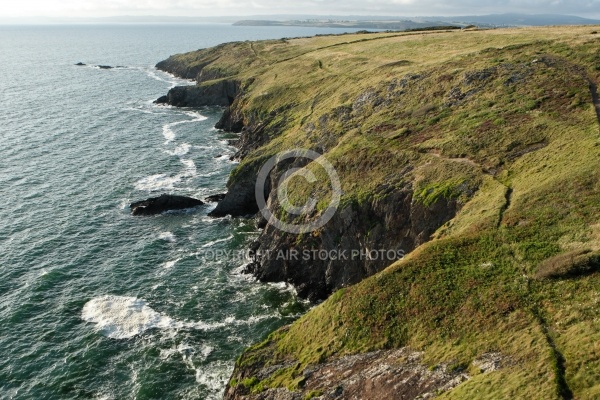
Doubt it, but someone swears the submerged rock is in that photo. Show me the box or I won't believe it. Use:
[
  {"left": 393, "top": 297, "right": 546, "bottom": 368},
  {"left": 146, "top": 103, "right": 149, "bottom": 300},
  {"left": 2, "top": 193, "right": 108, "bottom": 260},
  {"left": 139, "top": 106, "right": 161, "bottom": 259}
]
[
  {"left": 97, "top": 65, "right": 113, "bottom": 69},
  {"left": 130, "top": 194, "right": 203, "bottom": 216},
  {"left": 75, "top": 62, "right": 86, "bottom": 66}
]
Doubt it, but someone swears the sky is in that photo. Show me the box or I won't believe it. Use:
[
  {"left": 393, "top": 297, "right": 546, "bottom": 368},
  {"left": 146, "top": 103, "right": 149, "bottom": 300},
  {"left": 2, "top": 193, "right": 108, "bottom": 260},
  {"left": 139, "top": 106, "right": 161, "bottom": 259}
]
[{"left": 2, "top": 0, "right": 600, "bottom": 19}]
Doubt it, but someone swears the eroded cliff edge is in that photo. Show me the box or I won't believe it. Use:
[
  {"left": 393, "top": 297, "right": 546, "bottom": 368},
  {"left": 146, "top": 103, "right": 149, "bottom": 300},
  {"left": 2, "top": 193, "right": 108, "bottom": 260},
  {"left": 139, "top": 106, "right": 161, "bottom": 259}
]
[{"left": 156, "top": 27, "right": 600, "bottom": 399}]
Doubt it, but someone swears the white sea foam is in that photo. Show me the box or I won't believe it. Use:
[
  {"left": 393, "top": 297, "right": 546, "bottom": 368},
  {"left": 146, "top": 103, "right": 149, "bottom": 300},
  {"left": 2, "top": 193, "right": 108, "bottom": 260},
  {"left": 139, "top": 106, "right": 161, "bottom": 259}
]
[
  {"left": 193, "top": 145, "right": 219, "bottom": 150},
  {"left": 163, "top": 258, "right": 180, "bottom": 269},
  {"left": 81, "top": 296, "right": 178, "bottom": 339},
  {"left": 82, "top": 296, "right": 220, "bottom": 339},
  {"left": 159, "top": 232, "right": 176, "bottom": 242},
  {"left": 134, "top": 167, "right": 195, "bottom": 191},
  {"left": 134, "top": 173, "right": 181, "bottom": 191},
  {"left": 134, "top": 160, "right": 196, "bottom": 193},
  {"left": 201, "top": 235, "right": 234, "bottom": 248},
  {"left": 162, "top": 112, "right": 208, "bottom": 143},
  {"left": 124, "top": 106, "right": 169, "bottom": 115},
  {"left": 143, "top": 67, "right": 193, "bottom": 89},
  {"left": 82, "top": 295, "right": 274, "bottom": 339},
  {"left": 145, "top": 68, "right": 172, "bottom": 84},
  {"left": 196, "top": 170, "right": 220, "bottom": 178},
  {"left": 268, "top": 281, "right": 291, "bottom": 290},
  {"left": 194, "top": 361, "right": 233, "bottom": 398},
  {"left": 182, "top": 110, "right": 206, "bottom": 119},
  {"left": 162, "top": 124, "right": 176, "bottom": 142},
  {"left": 179, "top": 159, "right": 197, "bottom": 176},
  {"left": 165, "top": 143, "right": 192, "bottom": 156},
  {"left": 159, "top": 342, "right": 210, "bottom": 362},
  {"left": 200, "top": 345, "right": 214, "bottom": 359}
]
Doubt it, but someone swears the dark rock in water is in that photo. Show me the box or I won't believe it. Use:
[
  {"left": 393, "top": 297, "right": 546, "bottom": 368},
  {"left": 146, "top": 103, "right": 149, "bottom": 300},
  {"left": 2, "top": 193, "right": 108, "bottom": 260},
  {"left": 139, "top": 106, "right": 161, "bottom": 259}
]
[
  {"left": 214, "top": 154, "right": 222, "bottom": 158},
  {"left": 130, "top": 194, "right": 203, "bottom": 216},
  {"left": 205, "top": 193, "right": 226, "bottom": 202},
  {"left": 75, "top": 62, "right": 86, "bottom": 66},
  {"left": 97, "top": 65, "right": 113, "bottom": 69},
  {"left": 154, "top": 95, "right": 169, "bottom": 104},
  {"left": 208, "top": 177, "right": 259, "bottom": 218}
]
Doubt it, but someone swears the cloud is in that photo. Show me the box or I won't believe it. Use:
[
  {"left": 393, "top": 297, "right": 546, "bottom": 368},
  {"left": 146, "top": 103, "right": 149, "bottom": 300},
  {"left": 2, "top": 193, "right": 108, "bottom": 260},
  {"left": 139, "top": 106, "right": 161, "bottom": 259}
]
[{"left": 4, "top": 0, "right": 600, "bottom": 18}]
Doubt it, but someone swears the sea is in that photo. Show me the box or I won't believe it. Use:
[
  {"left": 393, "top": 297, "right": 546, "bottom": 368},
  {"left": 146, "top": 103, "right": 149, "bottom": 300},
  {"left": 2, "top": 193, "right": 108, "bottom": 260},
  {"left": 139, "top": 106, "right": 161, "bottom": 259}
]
[{"left": 0, "top": 24, "right": 370, "bottom": 399}]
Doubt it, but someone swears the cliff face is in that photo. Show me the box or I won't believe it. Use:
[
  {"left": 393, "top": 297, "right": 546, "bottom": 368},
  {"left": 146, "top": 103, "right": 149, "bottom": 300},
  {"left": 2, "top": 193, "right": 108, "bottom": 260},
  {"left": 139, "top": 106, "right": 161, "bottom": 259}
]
[
  {"left": 248, "top": 185, "right": 465, "bottom": 301},
  {"left": 155, "top": 80, "right": 241, "bottom": 107},
  {"left": 157, "top": 27, "right": 600, "bottom": 399},
  {"left": 156, "top": 41, "right": 262, "bottom": 107}
]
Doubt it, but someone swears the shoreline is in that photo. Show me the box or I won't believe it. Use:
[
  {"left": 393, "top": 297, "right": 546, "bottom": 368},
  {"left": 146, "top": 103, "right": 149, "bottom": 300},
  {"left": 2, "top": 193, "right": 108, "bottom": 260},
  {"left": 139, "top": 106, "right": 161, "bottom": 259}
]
[{"left": 155, "top": 25, "right": 600, "bottom": 399}]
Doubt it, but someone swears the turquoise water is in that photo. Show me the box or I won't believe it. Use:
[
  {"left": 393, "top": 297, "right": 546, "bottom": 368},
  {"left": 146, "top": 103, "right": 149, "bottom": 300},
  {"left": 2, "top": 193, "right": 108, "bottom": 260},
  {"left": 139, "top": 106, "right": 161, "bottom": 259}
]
[{"left": 0, "top": 24, "right": 369, "bottom": 399}]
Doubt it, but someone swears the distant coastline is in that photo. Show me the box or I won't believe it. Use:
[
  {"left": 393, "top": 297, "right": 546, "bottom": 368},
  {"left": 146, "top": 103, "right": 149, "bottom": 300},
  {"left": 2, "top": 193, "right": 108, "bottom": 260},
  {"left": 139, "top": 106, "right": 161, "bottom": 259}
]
[
  {"left": 2, "top": 13, "right": 600, "bottom": 27},
  {"left": 232, "top": 19, "right": 465, "bottom": 30}
]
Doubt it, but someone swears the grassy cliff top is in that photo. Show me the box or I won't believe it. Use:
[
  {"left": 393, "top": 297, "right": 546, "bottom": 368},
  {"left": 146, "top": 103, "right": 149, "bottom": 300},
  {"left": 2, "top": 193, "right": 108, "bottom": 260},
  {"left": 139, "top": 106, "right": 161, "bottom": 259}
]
[{"left": 165, "top": 26, "right": 600, "bottom": 398}]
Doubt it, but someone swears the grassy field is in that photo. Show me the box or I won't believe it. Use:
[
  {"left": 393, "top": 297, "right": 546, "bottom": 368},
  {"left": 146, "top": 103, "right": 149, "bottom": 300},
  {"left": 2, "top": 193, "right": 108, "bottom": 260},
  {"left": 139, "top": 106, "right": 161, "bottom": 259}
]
[{"left": 170, "top": 26, "right": 600, "bottom": 398}]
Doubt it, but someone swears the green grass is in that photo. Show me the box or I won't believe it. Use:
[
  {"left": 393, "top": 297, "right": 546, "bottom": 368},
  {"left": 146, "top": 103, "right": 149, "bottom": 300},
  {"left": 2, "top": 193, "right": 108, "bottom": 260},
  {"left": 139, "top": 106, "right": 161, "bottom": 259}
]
[
  {"left": 170, "top": 26, "right": 600, "bottom": 398},
  {"left": 303, "top": 389, "right": 324, "bottom": 399}
]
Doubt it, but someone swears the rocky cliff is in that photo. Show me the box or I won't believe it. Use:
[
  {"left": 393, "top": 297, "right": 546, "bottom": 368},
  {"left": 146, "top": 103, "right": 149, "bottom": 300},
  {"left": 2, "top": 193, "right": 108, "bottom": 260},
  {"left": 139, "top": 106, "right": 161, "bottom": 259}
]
[{"left": 156, "top": 26, "right": 600, "bottom": 399}]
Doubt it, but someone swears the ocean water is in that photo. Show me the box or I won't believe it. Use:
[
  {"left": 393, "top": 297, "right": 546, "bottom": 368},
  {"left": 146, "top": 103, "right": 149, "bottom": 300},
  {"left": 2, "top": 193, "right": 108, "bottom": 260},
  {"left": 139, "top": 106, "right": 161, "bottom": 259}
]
[{"left": 0, "top": 24, "right": 369, "bottom": 399}]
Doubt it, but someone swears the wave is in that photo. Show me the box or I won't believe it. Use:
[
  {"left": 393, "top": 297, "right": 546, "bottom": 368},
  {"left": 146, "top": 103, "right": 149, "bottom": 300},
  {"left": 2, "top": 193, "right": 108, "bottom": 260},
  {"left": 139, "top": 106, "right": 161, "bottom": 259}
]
[
  {"left": 159, "top": 342, "right": 212, "bottom": 360},
  {"left": 179, "top": 159, "right": 197, "bottom": 177},
  {"left": 163, "top": 258, "right": 181, "bottom": 269},
  {"left": 142, "top": 67, "right": 194, "bottom": 89},
  {"left": 165, "top": 143, "right": 192, "bottom": 156},
  {"left": 162, "top": 111, "right": 208, "bottom": 144},
  {"left": 82, "top": 295, "right": 179, "bottom": 339},
  {"left": 81, "top": 295, "right": 279, "bottom": 339},
  {"left": 200, "top": 235, "right": 234, "bottom": 248},
  {"left": 194, "top": 360, "right": 233, "bottom": 399},
  {"left": 134, "top": 173, "right": 181, "bottom": 191},
  {"left": 196, "top": 170, "right": 220, "bottom": 178},
  {"left": 134, "top": 161, "right": 197, "bottom": 193},
  {"left": 124, "top": 106, "right": 169, "bottom": 115},
  {"left": 162, "top": 123, "right": 177, "bottom": 142},
  {"left": 158, "top": 232, "right": 177, "bottom": 242}
]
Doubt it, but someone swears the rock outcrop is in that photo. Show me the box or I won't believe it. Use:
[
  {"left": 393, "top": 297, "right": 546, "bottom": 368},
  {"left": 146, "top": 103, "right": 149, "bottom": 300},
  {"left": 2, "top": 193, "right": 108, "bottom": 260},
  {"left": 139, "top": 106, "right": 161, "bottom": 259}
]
[
  {"left": 205, "top": 193, "right": 227, "bottom": 202},
  {"left": 130, "top": 194, "right": 203, "bottom": 216},
  {"left": 224, "top": 348, "right": 482, "bottom": 400},
  {"left": 247, "top": 184, "right": 463, "bottom": 301},
  {"left": 154, "top": 79, "right": 240, "bottom": 107},
  {"left": 208, "top": 163, "right": 262, "bottom": 217}
]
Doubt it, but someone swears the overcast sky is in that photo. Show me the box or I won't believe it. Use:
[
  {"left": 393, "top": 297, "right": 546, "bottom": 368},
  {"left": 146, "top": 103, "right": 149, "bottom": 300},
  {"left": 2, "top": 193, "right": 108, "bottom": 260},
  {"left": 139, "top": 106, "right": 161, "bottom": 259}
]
[{"left": 3, "top": 0, "right": 600, "bottom": 19}]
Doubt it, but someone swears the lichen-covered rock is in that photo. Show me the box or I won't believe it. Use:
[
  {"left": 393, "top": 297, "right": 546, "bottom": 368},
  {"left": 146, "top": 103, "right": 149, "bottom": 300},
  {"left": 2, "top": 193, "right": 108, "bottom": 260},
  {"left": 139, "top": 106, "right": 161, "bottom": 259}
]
[{"left": 224, "top": 348, "right": 475, "bottom": 400}]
